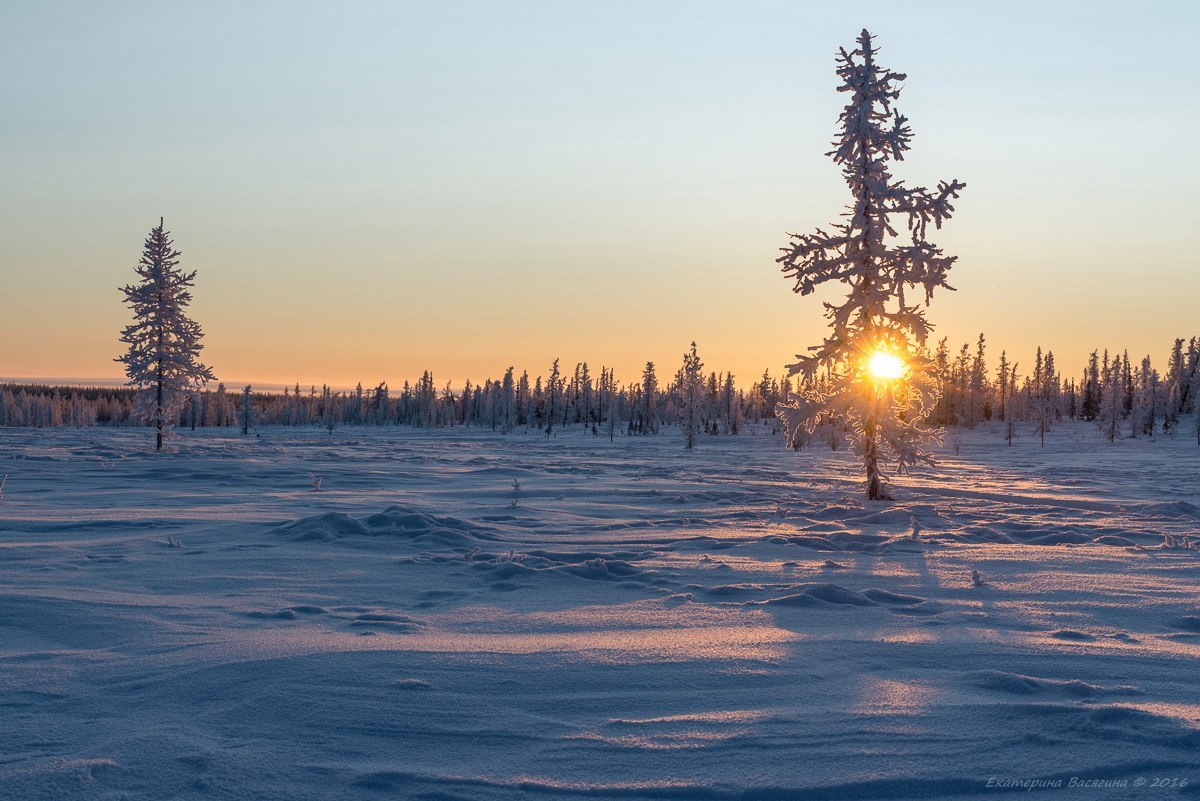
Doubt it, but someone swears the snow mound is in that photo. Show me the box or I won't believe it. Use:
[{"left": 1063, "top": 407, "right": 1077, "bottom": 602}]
[
  {"left": 968, "top": 670, "right": 1140, "bottom": 698},
  {"left": 862, "top": 588, "right": 926, "bottom": 605},
  {"left": 1084, "top": 706, "right": 1200, "bottom": 747},
  {"left": 273, "top": 505, "right": 494, "bottom": 545},
  {"left": 786, "top": 531, "right": 919, "bottom": 553},
  {"left": 757, "top": 583, "right": 877, "bottom": 607},
  {"left": 273, "top": 512, "right": 368, "bottom": 541},
  {"left": 468, "top": 551, "right": 652, "bottom": 585},
  {"left": 1048, "top": 629, "right": 1096, "bottom": 642},
  {"left": 1171, "top": 615, "right": 1200, "bottom": 632},
  {"left": 1140, "top": 500, "right": 1200, "bottom": 518},
  {"left": 1028, "top": 531, "right": 1093, "bottom": 546},
  {"left": 1094, "top": 535, "right": 1137, "bottom": 547},
  {"left": 701, "top": 583, "right": 767, "bottom": 597}
]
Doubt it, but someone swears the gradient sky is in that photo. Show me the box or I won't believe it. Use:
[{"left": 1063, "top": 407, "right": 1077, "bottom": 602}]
[{"left": 2, "top": 1, "right": 1197, "bottom": 390}]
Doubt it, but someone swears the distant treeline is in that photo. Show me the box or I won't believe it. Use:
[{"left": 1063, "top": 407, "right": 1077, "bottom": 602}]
[
  {"left": 926, "top": 335, "right": 1200, "bottom": 441},
  {"left": 3, "top": 335, "right": 1198, "bottom": 442},
  {"left": 0, "top": 359, "right": 778, "bottom": 437}
]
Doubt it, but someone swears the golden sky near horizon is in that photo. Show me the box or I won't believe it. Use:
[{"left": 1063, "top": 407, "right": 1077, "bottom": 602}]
[{"left": 1, "top": 2, "right": 1197, "bottom": 390}]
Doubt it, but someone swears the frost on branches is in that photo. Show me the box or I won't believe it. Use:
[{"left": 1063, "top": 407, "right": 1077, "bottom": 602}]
[
  {"left": 679, "top": 342, "right": 704, "bottom": 450},
  {"left": 776, "top": 30, "right": 965, "bottom": 500},
  {"left": 116, "top": 219, "right": 216, "bottom": 450}
]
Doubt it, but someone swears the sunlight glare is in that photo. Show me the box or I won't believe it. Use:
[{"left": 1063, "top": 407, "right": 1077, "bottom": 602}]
[{"left": 868, "top": 351, "right": 905, "bottom": 380}]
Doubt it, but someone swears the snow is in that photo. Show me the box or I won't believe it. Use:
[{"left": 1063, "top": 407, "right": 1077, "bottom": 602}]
[{"left": 2, "top": 423, "right": 1199, "bottom": 799}]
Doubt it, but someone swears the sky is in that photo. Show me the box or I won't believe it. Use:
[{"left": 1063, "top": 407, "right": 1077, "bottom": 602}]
[{"left": 1, "top": 1, "right": 1197, "bottom": 390}]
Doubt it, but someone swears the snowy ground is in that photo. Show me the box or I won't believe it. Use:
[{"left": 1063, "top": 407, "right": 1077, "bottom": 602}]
[{"left": 2, "top": 423, "right": 1200, "bottom": 800}]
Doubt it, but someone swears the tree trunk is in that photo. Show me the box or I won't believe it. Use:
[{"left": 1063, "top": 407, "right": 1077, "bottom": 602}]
[
  {"left": 155, "top": 262, "right": 165, "bottom": 452},
  {"left": 865, "top": 414, "right": 884, "bottom": 500},
  {"left": 156, "top": 375, "right": 163, "bottom": 451}
]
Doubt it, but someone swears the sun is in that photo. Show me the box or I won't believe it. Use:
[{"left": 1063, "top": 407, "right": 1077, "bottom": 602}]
[{"left": 867, "top": 351, "right": 906, "bottom": 381}]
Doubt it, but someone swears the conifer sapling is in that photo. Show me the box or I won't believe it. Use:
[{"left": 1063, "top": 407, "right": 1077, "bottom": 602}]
[
  {"left": 116, "top": 219, "right": 216, "bottom": 450},
  {"left": 775, "top": 30, "right": 965, "bottom": 499}
]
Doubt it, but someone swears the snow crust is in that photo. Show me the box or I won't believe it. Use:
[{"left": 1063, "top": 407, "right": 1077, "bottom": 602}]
[{"left": 2, "top": 423, "right": 1199, "bottom": 799}]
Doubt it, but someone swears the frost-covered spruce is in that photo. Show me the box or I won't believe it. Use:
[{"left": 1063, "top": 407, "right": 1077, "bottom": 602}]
[
  {"left": 544, "top": 359, "right": 561, "bottom": 438},
  {"left": 1098, "top": 356, "right": 1123, "bottom": 443},
  {"left": 679, "top": 342, "right": 705, "bottom": 450},
  {"left": 775, "top": 30, "right": 965, "bottom": 499},
  {"left": 501, "top": 367, "right": 516, "bottom": 434},
  {"left": 116, "top": 218, "right": 216, "bottom": 450},
  {"left": 240, "top": 385, "right": 253, "bottom": 436},
  {"left": 1136, "top": 356, "right": 1158, "bottom": 437},
  {"left": 638, "top": 362, "right": 659, "bottom": 435},
  {"left": 320, "top": 385, "right": 336, "bottom": 433}
]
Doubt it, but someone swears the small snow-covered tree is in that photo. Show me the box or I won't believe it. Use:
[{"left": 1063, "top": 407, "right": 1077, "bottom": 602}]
[
  {"left": 1032, "top": 347, "right": 1057, "bottom": 447},
  {"left": 188, "top": 392, "right": 200, "bottom": 431},
  {"left": 967, "top": 333, "right": 987, "bottom": 426},
  {"left": 116, "top": 218, "right": 216, "bottom": 450},
  {"left": 544, "top": 359, "right": 561, "bottom": 438},
  {"left": 320, "top": 384, "right": 336, "bottom": 433},
  {"left": 1190, "top": 360, "right": 1200, "bottom": 446},
  {"left": 1003, "top": 393, "right": 1017, "bottom": 447},
  {"left": 775, "top": 30, "right": 965, "bottom": 499},
  {"left": 638, "top": 362, "right": 659, "bottom": 435},
  {"left": 240, "top": 385, "right": 253, "bottom": 435},
  {"left": 605, "top": 369, "right": 619, "bottom": 442},
  {"left": 679, "top": 342, "right": 704, "bottom": 449},
  {"left": 995, "top": 350, "right": 1012, "bottom": 422},
  {"left": 500, "top": 368, "right": 516, "bottom": 434},
  {"left": 1098, "top": 358, "right": 1122, "bottom": 443},
  {"left": 210, "top": 383, "right": 228, "bottom": 426},
  {"left": 720, "top": 372, "right": 741, "bottom": 434},
  {"left": 1081, "top": 352, "right": 1101, "bottom": 422},
  {"left": 1136, "top": 356, "right": 1158, "bottom": 437},
  {"left": 517, "top": 371, "right": 532, "bottom": 428},
  {"left": 373, "top": 382, "right": 390, "bottom": 425}
]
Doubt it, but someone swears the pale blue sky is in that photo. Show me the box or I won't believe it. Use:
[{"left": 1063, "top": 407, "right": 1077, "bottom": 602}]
[{"left": 1, "top": 1, "right": 1197, "bottom": 387}]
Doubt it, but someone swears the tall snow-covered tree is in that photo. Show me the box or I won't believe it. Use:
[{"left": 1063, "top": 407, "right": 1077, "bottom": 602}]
[
  {"left": 775, "top": 30, "right": 965, "bottom": 499},
  {"left": 116, "top": 218, "right": 216, "bottom": 450}
]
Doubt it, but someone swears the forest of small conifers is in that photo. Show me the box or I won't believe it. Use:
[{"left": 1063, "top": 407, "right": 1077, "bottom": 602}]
[{"left": 3, "top": 334, "right": 1198, "bottom": 442}]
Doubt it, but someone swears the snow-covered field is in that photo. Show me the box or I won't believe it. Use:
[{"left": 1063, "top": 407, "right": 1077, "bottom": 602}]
[{"left": 2, "top": 424, "right": 1200, "bottom": 800}]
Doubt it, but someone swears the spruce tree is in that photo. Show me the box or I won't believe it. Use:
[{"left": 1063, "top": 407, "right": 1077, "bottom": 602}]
[
  {"left": 775, "top": 30, "right": 965, "bottom": 499},
  {"left": 116, "top": 218, "right": 216, "bottom": 450},
  {"left": 679, "top": 342, "right": 705, "bottom": 450},
  {"left": 240, "top": 385, "right": 253, "bottom": 435},
  {"left": 544, "top": 359, "right": 561, "bottom": 438},
  {"left": 639, "top": 362, "right": 659, "bottom": 435},
  {"left": 1082, "top": 352, "right": 1100, "bottom": 421}
]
